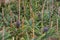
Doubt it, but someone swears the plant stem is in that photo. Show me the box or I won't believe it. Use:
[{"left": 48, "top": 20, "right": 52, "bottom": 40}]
[
  {"left": 2, "top": 7, "right": 5, "bottom": 40},
  {"left": 21, "top": 0, "right": 26, "bottom": 29},
  {"left": 57, "top": 3, "right": 60, "bottom": 40},
  {"left": 41, "top": 0, "right": 46, "bottom": 34},
  {"left": 29, "top": 0, "right": 35, "bottom": 39},
  {"left": 12, "top": 37, "right": 14, "bottom": 40},
  {"left": 10, "top": 10, "right": 13, "bottom": 27},
  {"left": 18, "top": 0, "right": 20, "bottom": 21}
]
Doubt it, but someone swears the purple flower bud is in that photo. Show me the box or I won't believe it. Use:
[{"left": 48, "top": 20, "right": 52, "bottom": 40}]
[
  {"left": 38, "top": 13, "right": 40, "bottom": 17},
  {"left": 16, "top": 20, "right": 20, "bottom": 28},
  {"left": 37, "top": 13, "right": 41, "bottom": 20},
  {"left": 43, "top": 27, "right": 49, "bottom": 33}
]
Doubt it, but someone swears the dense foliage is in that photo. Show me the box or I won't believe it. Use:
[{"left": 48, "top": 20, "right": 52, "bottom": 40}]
[{"left": 0, "top": 0, "right": 60, "bottom": 40}]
